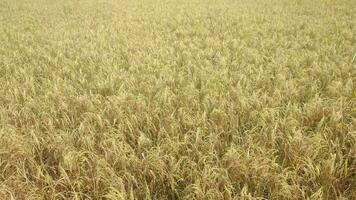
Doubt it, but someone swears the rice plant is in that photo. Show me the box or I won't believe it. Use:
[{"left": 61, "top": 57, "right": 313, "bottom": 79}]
[{"left": 0, "top": 0, "right": 355, "bottom": 199}]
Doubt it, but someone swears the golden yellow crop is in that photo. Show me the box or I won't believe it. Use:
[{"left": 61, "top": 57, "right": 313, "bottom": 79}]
[{"left": 0, "top": 0, "right": 355, "bottom": 199}]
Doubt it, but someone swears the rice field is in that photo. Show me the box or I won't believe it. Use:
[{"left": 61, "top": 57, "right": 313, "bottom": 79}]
[{"left": 0, "top": 0, "right": 355, "bottom": 199}]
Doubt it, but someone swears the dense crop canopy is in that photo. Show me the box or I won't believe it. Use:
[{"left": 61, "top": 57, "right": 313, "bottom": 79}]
[{"left": 0, "top": 0, "right": 355, "bottom": 199}]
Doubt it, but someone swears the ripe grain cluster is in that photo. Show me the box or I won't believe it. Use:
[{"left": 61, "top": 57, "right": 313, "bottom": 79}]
[{"left": 0, "top": 0, "right": 355, "bottom": 199}]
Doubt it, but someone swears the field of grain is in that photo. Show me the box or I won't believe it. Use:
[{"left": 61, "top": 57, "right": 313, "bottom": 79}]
[{"left": 0, "top": 0, "right": 355, "bottom": 199}]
